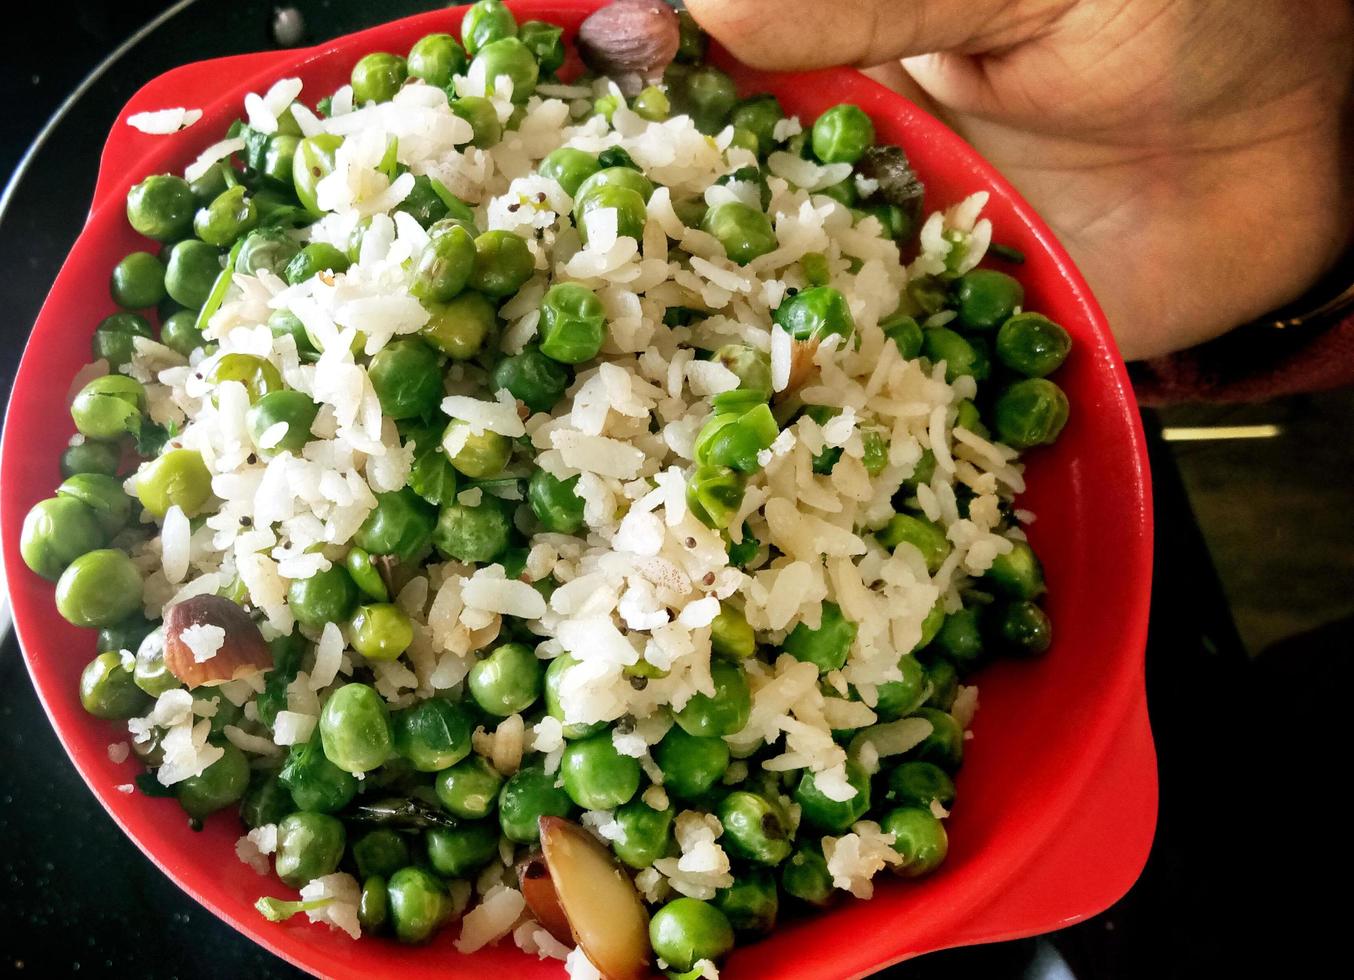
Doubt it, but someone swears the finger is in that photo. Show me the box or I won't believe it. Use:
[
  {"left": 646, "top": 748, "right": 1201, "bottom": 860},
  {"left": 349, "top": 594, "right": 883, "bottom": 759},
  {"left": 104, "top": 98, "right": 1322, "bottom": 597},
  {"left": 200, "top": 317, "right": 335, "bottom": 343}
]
[{"left": 684, "top": 0, "right": 1075, "bottom": 71}]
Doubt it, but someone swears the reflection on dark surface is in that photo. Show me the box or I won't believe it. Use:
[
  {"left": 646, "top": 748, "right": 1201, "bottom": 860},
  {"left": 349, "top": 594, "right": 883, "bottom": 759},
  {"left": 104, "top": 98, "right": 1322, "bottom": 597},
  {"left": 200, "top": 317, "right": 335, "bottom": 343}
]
[{"left": 1, "top": 3, "right": 1348, "bottom": 977}]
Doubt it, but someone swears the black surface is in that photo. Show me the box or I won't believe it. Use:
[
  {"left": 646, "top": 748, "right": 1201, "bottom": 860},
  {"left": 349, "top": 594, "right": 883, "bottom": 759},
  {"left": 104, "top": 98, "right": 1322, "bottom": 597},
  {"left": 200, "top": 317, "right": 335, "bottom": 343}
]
[{"left": 1, "top": 3, "right": 1341, "bottom": 978}]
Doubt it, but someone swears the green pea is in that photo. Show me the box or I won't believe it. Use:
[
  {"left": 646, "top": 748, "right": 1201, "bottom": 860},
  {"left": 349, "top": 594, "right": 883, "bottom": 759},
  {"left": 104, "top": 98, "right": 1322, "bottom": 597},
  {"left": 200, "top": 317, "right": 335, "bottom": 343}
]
[
  {"left": 280, "top": 731, "right": 358, "bottom": 813},
  {"left": 408, "top": 33, "right": 467, "bottom": 88},
  {"left": 524, "top": 468, "right": 583, "bottom": 534},
  {"left": 285, "top": 242, "right": 350, "bottom": 286},
  {"left": 158, "top": 310, "right": 206, "bottom": 357},
  {"left": 192, "top": 185, "right": 258, "bottom": 247},
  {"left": 877, "top": 514, "right": 951, "bottom": 574},
  {"left": 435, "top": 754, "right": 503, "bottom": 819},
  {"left": 236, "top": 226, "right": 301, "bottom": 278},
  {"left": 695, "top": 403, "right": 779, "bottom": 474},
  {"left": 675, "top": 660, "right": 750, "bottom": 738},
  {"left": 539, "top": 147, "right": 601, "bottom": 198},
  {"left": 355, "top": 488, "right": 438, "bottom": 561},
  {"left": 985, "top": 539, "right": 1046, "bottom": 599},
  {"left": 781, "top": 843, "right": 832, "bottom": 907},
  {"left": 575, "top": 183, "right": 648, "bottom": 245},
  {"left": 98, "top": 614, "right": 156, "bottom": 657},
  {"left": 882, "top": 806, "right": 949, "bottom": 877},
  {"left": 468, "top": 642, "right": 543, "bottom": 717},
  {"left": 922, "top": 656, "right": 958, "bottom": 711},
  {"left": 110, "top": 251, "right": 167, "bottom": 310},
  {"left": 451, "top": 96, "right": 503, "bottom": 149},
  {"left": 207, "top": 352, "right": 282, "bottom": 405},
  {"left": 686, "top": 464, "right": 746, "bottom": 530},
  {"left": 128, "top": 629, "right": 177, "bottom": 697},
  {"left": 518, "top": 19, "right": 565, "bottom": 75},
  {"left": 730, "top": 95, "right": 784, "bottom": 156},
  {"left": 352, "top": 52, "right": 408, "bottom": 104},
  {"left": 811, "top": 103, "right": 875, "bottom": 164},
  {"left": 440, "top": 419, "right": 512, "bottom": 479},
  {"left": 575, "top": 165, "right": 653, "bottom": 205},
  {"left": 56, "top": 549, "right": 144, "bottom": 628},
  {"left": 907, "top": 707, "right": 964, "bottom": 772},
  {"left": 712, "top": 344, "right": 773, "bottom": 401},
  {"left": 134, "top": 448, "right": 212, "bottom": 519},
  {"left": 922, "top": 326, "right": 990, "bottom": 383},
  {"left": 560, "top": 733, "right": 641, "bottom": 810},
  {"left": 275, "top": 811, "right": 346, "bottom": 887},
  {"left": 292, "top": 134, "right": 344, "bottom": 216},
  {"left": 544, "top": 655, "right": 606, "bottom": 740},
  {"left": 359, "top": 877, "right": 390, "bottom": 933},
  {"left": 240, "top": 771, "right": 294, "bottom": 829},
  {"left": 710, "top": 604, "right": 755, "bottom": 661},
  {"left": 393, "top": 698, "right": 473, "bottom": 773},
  {"left": 61, "top": 440, "right": 122, "bottom": 478},
  {"left": 612, "top": 798, "right": 675, "bottom": 869},
  {"left": 537, "top": 282, "right": 607, "bottom": 364},
  {"left": 461, "top": 0, "right": 517, "bottom": 55},
  {"left": 421, "top": 290, "right": 497, "bottom": 359},
  {"left": 176, "top": 741, "right": 250, "bottom": 819},
  {"left": 903, "top": 448, "right": 937, "bottom": 490},
  {"left": 345, "top": 547, "right": 390, "bottom": 602},
  {"left": 287, "top": 565, "right": 358, "bottom": 629},
  {"left": 163, "top": 239, "right": 222, "bottom": 310},
  {"left": 994, "top": 377, "right": 1070, "bottom": 449},
  {"left": 650, "top": 898, "right": 735, "bottom": 973},
  {"left": 954, "top": 269, "right": 1024, "bottom": 331},
  {"left": 426, "top": 820, "right": 500, "bottom": 878},
  {"left": 56, "top": 473, "right": 130, "bottom": 538},
  {"left": 70, "top": 375, "right": 144, "bottom": 440},
  {"left": 817, "top": 177, "right": 857, "bottom": 209},
  {"left": 351, "top": 829, "right": 411, "bottom": 880},
  {"left": 319, "top": 682, "right": 393, "bottom": 774},
  {"left": 718, "top": 791, "right": 792, "bottom": 865},
  {"left": 126, "top": 174, "right": 195, "bottom": 242},
  {"left": 715, "top": 869, "right": 778, "bottom": 935},
  {"left": 349, "top": 603, "right": 415, "bottom": 662},
  {"left": 675, "top": 10, "right": 707, "bottom": 62},
  {"left": 774, "top": 286, "right": 854, "bottom": 345},
  {"left": 882, "top": 312, "right": 924, "bottom": 360},
  {"left": 499, "top": 765, "right": 574, "bottom": 843},
  {"left": 995, "top": 312, "right": 1072, "bottom": 378},
  {"left": 258, "top": 132, "right": 300, "bottom": 189},
  {"left": 246, "top": 389, "right": 319, "bottom": 456},
  {"left": 388, "top": 866, "right": 448, "bottom": 944},
  {"left": 783, "top": 601, "right": 857, "bottom": 674},
  {"left": 264, "top": 308, "right": 312, "bottom": 357},
  {"left": 795, "top": 758, "right": 871, "bottom": 832},
  {"left": 674, "top": 65, "right": 738, "bottom": 134},
  {"left": 492, "top": 348, "right": 570, "bottom": 414},
  {"left": 654, "top": 726, "right": 729, "bottom": 800},
  {"left": 365, "top": 339, "right": 442, "bottom": 421},
  {"left": 934, "top": 607, "right": 984, "bottom": 671},
  {"left": 701, "top": 202, "right": 778, "bottom": 266},
  {"left": 625, "top": 84, "right": 668, "bottom": 121},
  {"left": 874, "top": 654, "right": 928, "bottom": 721},
  {"left": 915, "top": 600, "right": 947, "bottom": 654},
  {"left": 953, "top": 399, "right": 989, "bottom": 440},
  {"left": 90, "top": 312, "right": 151, "bottom": 370},
  {"left": 885, "top": 760, "right": 956, "bottom": 811},
  {"left": 411, "top": 223, "right": 476, "bottom": 304},
  {"left": 20, "top": 497, "right": 104, "bottom": 581},
  {"left": 990, "top": 599, "right": 1053, "bottom": 656},
  {"left": 472, "top": 36, "right": 538, "bottom": 101},
  {"left": 78, "top": 652, "right": 150, "bottom": 719},
  {"left": 188, "top": 162, "right": 230, "bottom": 208}
]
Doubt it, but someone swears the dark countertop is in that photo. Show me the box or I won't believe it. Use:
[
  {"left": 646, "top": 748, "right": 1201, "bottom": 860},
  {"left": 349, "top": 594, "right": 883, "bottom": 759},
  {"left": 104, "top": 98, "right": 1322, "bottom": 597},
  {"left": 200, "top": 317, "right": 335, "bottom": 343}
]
[{"left": 2, "top": 3, "right": 1346, "bottom": 977}]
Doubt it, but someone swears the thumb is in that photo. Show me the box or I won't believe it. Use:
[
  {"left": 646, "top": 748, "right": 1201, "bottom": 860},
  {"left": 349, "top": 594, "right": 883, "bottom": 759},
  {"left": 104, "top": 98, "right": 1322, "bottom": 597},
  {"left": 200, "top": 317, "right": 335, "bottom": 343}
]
[{"left": 683, "top": 0, "right": 1073, "bottom": 71}]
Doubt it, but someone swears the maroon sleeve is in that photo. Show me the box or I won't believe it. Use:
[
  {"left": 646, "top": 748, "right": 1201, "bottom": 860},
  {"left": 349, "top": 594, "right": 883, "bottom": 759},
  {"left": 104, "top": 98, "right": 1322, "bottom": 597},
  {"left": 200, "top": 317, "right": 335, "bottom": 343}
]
[{"left": 1131, "top": 310, "right": 1354, "bottom": 405}]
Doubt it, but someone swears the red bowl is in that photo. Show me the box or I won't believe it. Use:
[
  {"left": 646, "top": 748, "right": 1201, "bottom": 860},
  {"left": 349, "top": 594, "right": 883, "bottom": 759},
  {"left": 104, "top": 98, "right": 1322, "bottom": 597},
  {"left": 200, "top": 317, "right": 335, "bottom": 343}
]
[{"left": 0, "top": 2, "right": 1155, "bottom": 976}]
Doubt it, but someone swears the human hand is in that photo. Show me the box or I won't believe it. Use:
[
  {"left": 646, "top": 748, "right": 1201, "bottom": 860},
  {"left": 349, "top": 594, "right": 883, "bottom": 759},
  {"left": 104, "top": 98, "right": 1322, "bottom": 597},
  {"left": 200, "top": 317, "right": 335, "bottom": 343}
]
[{"left": 685, "top": 0, "right": 1354, "bottom": 360}]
